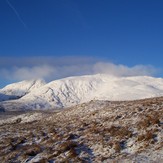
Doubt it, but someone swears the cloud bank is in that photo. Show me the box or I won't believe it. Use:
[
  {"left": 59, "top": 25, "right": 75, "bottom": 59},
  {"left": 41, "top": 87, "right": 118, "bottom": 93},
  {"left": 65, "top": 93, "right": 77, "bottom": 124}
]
[{"left": 0, "top": 56, "right": 157, "bottom": 82}]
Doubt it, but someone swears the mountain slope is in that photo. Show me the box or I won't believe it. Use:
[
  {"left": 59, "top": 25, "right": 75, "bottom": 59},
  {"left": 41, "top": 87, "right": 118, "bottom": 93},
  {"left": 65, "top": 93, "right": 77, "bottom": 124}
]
[{"left": 1, "top": 74, "right": 163, "bottom": 110}]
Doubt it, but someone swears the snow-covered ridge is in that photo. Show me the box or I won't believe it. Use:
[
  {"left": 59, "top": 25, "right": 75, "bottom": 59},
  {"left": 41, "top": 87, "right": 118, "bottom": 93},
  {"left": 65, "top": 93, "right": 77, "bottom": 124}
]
[
  {"left": 1, "top": 74, "right": 163, "bottom": 110},
  {"left": 0, "top": 79, "right": 46, "bottom": 102}
]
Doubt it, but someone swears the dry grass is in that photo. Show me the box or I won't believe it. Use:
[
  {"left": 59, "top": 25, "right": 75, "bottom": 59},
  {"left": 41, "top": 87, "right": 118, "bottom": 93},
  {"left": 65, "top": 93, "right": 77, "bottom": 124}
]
[{"left": 0, "top": 97, "right": 163, "bottom": 162}]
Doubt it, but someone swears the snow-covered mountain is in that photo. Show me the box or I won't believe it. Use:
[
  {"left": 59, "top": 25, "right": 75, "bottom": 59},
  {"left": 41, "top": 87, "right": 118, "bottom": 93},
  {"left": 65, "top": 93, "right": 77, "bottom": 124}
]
[
  {"left": 0, "top": 79, "right": 46, "bottom": 102},
  {"left": 1, "top": 74, "right": 163, "bottom": 110}
]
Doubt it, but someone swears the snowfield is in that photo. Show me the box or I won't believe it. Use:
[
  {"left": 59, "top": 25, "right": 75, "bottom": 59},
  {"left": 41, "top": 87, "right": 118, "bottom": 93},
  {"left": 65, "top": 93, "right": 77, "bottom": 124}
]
[{"left": 1, "top": 74, "right": 163, "bottom": 110}]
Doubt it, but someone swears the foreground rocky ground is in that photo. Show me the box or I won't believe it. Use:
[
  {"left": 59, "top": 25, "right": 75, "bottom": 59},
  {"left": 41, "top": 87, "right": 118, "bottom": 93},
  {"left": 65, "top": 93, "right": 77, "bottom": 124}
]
[{"left": 0, "top": 97, "right": 163, "bottom": 162}]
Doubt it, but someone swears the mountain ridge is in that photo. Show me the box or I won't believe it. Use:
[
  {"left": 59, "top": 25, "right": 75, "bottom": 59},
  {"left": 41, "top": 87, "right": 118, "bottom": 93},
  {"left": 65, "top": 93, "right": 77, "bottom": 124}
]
[
  {"left": 1, "top": 74, "right": 163, "bottom": 110},
  {"left": 0, "top": 79, "right": 46, "bottom": 102}
]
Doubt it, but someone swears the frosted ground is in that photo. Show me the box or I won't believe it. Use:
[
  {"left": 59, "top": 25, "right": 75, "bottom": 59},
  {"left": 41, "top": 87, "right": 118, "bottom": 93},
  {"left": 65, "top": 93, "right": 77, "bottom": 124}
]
[{"left": 0, "top": 97, "right": 162, "bottom": 162}]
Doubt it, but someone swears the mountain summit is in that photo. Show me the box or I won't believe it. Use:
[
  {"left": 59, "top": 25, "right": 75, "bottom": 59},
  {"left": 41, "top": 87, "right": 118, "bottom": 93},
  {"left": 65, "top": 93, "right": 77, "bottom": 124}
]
[{"left": 0, "top": 79, "right": 46, "bottom": 102}]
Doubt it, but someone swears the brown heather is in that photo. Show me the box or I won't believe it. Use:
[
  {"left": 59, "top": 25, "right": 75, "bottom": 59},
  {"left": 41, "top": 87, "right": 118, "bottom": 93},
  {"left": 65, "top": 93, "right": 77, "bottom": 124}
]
[{"left": 0, "top": 97, "right": 163, "bottom": 162}]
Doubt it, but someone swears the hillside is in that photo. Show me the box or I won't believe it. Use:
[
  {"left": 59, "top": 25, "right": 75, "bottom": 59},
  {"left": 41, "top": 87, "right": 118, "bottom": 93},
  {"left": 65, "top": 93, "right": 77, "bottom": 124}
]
[{"left": 0, "top": 97, "right": 162, "bottom": 162}]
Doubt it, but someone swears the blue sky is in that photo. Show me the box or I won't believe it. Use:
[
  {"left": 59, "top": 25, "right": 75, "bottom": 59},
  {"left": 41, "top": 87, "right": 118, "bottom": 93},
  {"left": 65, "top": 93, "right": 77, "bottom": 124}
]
[{"left": 0, "top": 0, "right": 163, "bottom": 87}]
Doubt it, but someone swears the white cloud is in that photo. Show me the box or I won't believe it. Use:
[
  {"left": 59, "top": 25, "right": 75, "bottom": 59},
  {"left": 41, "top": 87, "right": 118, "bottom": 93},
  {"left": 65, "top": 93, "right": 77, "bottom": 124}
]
[
  {"left": 1, "top": 65, "right": 55, "bottom": 81},
  {"left": 0, "top": 60, "right": 157, "bottom": 82},
  {"left": 93, "top": 62, "right": 157, "bottom": 77}
]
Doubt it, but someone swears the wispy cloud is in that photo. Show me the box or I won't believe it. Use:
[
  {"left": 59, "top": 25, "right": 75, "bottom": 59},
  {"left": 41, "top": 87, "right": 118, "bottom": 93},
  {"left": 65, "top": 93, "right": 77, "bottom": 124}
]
[
  {"left": 1, "top": 65, "right": 55, "bottom": 81},
  {"left": 93, "top": 62, "right": 157, "bottom": 77},
  {"left": 6, "top": 0, "right": 28, "bottom": 29},
  {"left": 0, "top": 56, "right": 158, "bottom": 82}
]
